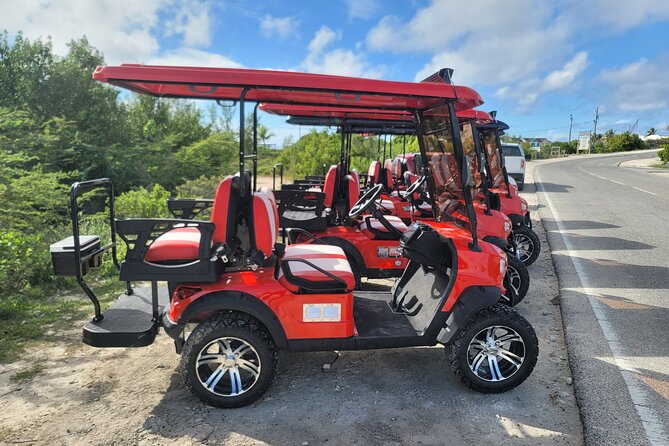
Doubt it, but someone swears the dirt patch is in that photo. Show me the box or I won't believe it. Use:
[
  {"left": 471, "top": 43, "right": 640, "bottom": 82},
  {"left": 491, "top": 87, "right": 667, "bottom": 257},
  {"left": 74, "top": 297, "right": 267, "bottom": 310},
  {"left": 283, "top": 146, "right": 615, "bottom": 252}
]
[{"left": 0, "top": 170, "right": 582, "bottom": 445}]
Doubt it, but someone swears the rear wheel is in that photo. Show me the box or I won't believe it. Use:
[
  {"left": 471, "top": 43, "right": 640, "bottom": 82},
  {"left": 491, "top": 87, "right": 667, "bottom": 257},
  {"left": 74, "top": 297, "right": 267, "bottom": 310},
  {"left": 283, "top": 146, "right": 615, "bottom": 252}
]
[
  {"left": 502, "top": 255, "right": 529, "bottom": 305},
  {"left": 518, "top": 176, "right": 525, "bottom": 191},
  {"left": 446, "top": 304, "right": 538, "bottom": 393},
  {"left": 512, "top": 225, "right": 540, "bottom": 266},
  {"left": 181, "top": 312, "right": 277, "bottom": 408}
]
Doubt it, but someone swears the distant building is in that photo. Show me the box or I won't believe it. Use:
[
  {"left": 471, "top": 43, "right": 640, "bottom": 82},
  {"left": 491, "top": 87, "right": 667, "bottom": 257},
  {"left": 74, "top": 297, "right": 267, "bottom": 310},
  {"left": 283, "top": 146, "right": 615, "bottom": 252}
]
[{"left": 521, "top": 137, "right": 551, "bottom": 151}]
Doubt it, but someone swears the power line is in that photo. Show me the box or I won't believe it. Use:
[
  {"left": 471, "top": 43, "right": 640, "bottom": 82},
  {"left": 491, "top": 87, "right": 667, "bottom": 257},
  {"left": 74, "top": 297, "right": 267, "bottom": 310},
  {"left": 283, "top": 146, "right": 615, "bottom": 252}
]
[{"left": 512, "top": 120, "right": 591, "bottom": 134}]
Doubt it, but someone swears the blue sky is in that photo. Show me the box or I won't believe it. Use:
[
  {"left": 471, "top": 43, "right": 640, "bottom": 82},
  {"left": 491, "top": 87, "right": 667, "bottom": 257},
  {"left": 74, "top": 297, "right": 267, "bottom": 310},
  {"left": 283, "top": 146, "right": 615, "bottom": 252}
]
[{"left": 3, "top": 0, "right": 669, "bottom": 146}]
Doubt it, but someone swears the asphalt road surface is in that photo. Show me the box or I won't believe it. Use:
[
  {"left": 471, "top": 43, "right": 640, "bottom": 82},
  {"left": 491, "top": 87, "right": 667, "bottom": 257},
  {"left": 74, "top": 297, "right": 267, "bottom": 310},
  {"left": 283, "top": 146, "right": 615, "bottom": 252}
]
[{"left": 535, "top": 151, "right": 669, "bottom": 446}]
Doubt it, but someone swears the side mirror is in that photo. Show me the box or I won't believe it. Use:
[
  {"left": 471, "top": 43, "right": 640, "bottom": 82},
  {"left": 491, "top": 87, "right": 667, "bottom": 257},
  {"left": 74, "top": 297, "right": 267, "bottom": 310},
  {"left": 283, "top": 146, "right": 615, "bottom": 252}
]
[{"left": 525, "top": 153, "right": 532, "bottom": 161}]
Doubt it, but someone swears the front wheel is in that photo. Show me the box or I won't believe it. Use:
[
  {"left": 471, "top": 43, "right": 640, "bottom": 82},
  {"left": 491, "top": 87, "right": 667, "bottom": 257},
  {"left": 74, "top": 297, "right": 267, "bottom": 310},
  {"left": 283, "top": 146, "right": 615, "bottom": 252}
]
[
  {"left": 512, "top": 225, "right": 541, "bottom": 266},
  {"left": 180, "top": 312, "right": 278, "bottom": 408},
  {"left": 445, "top": 304, "right": 538, "bottom": 393},
  {"left": 501, "top": 255, "right": 529, "bottom": 305}
]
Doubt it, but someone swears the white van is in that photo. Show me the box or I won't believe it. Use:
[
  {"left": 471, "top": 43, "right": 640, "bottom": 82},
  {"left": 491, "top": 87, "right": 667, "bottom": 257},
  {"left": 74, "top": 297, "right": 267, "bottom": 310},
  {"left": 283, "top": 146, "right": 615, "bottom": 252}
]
[{"left": 501, "top": 144, "right": 526, "bottom": 190}]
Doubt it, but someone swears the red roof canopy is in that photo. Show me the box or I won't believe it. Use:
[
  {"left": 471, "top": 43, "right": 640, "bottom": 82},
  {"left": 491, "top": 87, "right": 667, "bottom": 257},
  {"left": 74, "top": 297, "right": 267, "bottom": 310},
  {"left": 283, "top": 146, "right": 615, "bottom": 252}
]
[
  {"left": 259, "top": 104, "right": 413, "bottom": 121},
  {"left": 93, "top": 64, "right": 483, "bottom": 111},
  {"left": 260, "top": 103, "right": 492, "bottom": 125}
]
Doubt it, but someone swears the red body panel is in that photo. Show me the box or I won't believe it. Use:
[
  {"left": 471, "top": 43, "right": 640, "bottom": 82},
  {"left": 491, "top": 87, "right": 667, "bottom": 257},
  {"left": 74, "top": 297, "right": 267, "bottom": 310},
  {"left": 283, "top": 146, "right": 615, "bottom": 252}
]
[
  {"left": 170, "top": 268, "right": 355, "bottom": 340},
  {"left": 411, "top": 222, "right": 505, "bottom": 312},
  {"left": 306, "top": 225, "right": 408, "bottom": 271}
]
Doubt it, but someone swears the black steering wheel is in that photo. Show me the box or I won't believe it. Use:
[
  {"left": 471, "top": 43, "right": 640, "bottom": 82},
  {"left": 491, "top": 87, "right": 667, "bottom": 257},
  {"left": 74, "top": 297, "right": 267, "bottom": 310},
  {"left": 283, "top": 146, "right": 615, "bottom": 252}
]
[
  {"left": 402, "top": 175, "right": 427, "bottom": 198},
  {"left": 348, "top": 183, "right": 384, "bottom": 219}
]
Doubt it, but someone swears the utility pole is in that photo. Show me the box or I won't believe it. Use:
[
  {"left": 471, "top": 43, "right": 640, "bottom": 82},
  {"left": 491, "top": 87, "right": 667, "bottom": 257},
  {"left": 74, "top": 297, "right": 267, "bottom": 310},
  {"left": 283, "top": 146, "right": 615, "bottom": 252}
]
[
  {"left": 568, "top": 114, "right": 573, "bottom": 143},
  {"left": 593, "top": 107, "right": 599, "bottom": 138}
]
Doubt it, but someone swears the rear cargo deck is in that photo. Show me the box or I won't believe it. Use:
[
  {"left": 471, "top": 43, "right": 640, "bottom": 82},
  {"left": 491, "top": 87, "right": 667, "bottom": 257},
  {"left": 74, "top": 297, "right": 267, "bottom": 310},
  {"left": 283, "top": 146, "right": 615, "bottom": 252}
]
[{"left": 82, "top": 286, "right": 169, "bottom": 348}]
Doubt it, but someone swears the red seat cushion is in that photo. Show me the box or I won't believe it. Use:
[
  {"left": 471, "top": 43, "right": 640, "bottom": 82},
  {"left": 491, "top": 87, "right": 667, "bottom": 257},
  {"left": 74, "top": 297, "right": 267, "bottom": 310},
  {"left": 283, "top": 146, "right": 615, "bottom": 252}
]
[
  {"left": 144, "top": 227, "right": 204, "bottom": 262},
  {"left": 280, "top": 244, "right": 355, "bottom": 292}
]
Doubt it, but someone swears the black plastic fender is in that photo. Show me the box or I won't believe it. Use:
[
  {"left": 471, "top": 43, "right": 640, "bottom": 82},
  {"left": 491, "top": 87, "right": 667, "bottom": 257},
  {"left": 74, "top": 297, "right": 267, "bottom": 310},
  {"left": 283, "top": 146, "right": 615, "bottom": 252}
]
[
  {"left": 436, "top": 286, "right": 501, "bottom": 345},
  {"left": 508, "top": 213, "right": 525, "bottom": 228},
  {"left": 482, "top": 235, "right": 508, "bottom": 250},
  {"left": 174, "top": 291, "right": 289, "bottom": 349}
]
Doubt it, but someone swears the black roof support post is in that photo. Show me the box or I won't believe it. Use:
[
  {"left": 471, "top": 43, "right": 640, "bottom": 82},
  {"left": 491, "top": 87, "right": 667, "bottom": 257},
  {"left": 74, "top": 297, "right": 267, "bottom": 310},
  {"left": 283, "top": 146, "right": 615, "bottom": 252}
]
[
  {"left": 239, "top": 88, "right": 249, "bottom": 199},
  {"left": 253, "top": 102, "right": 259, "bottom": 192},
  {"left": 446, "top": 102, "right": 480, "bottom": 251}
]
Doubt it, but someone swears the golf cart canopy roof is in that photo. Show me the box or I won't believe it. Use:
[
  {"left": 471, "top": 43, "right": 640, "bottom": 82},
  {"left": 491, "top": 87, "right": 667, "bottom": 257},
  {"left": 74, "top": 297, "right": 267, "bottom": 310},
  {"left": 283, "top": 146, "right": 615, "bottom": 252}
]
[
  {"left": 477, "top": 119, "right": 510, "bottom": 132},
  {"left": 93, "top": 65, "right": 483, "bottom": 111},
  {"left": 457, "top": 109, "right": 494, "bottom": 124},
  {"left": 285, "top": 116, "right": 416, "bottom": 135},
  {"left": 261, "top": 103, "right": 493, "bottom": 128}
]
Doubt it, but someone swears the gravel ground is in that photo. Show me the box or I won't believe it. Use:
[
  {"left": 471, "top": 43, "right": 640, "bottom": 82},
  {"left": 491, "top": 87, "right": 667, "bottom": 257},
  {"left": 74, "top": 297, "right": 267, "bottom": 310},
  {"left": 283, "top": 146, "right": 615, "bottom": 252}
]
[{"left": 0, "top": 166, "right": 583, "bottom": 446}]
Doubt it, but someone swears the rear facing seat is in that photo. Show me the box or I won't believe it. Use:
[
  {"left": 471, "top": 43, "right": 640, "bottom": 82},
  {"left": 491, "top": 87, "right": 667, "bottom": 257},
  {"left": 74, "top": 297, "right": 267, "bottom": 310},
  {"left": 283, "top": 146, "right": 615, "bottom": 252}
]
[{"left": 144, "top": 176, "right": 241, "bottom": 262}]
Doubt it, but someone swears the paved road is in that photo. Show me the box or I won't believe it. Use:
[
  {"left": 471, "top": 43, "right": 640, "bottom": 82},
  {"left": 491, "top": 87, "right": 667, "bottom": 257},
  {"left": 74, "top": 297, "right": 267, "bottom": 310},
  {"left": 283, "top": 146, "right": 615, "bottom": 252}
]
[{"left": 535, "top": 151, "right": 669, "bottom": 446}]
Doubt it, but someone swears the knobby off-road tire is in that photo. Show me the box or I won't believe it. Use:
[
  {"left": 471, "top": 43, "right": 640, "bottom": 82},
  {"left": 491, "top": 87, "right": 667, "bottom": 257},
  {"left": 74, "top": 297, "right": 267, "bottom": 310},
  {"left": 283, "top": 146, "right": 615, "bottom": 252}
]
[
  {"left": 504, "top": 255, "right": 530, "bottom": 304},
  {"left": 513, "top": 225, "right": 541, "bottom": 266},
  {"left": 445, "top": 304, "right": 538, "bottom": 393},
  {"left": 180, "top": 311, "right": 278, "bottom": 408}
]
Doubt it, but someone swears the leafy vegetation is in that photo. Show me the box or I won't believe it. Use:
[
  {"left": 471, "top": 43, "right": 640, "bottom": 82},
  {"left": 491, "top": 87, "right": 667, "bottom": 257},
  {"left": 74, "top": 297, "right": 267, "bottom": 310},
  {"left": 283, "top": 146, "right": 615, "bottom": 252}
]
[{"left": 658, "top": 146, "right": 669, "bottom": 163}]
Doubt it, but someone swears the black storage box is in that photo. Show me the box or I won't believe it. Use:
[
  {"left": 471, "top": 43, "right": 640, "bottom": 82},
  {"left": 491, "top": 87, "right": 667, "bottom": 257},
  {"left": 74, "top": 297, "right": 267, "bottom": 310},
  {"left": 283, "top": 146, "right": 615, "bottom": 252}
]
[{"left": 50, "top": 235, "right": 101, "bottom": 277}]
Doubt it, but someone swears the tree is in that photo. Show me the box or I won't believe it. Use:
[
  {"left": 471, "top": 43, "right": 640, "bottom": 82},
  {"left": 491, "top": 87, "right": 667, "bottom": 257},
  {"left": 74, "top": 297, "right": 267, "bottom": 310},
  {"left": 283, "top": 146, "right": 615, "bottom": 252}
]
[{"left": 647, "top": 127, "right": 657, "bottom": 136}]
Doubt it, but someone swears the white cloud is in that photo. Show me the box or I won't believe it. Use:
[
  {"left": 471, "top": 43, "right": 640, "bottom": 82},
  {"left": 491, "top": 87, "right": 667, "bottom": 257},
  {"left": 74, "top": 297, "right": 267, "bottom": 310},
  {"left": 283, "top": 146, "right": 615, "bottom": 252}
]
[
  {"left": 559, "top": 0, "right": 669, "bottom": 32},
  {"left": 301, "top": 26, "right": 384, "bottom": 78},
  {"left": 0, "top": 0, "right": 218, "bottom": 63},
  {"left": 367, "top": 0, "right": 669, "bottom": 108},
  {"left": 601, "top": 58, "right": 669, "bottom": 111},
  {"left": 164, "top": 0, "right": 214, "bottom": 47},
  {"left": 259, "top": 15, "right": 299, "bottom": 39},
  {"left": 346, "top": 0, "right": 379, "bottom": 20},
  {"left": 371, "top": 1, "right": 571, "bottom": 88},
  {"left": 494, "top": 52, "right": 589, "bottom": 110},
  {"left": 147, "top": 48, "right": 244, "bottom": 68},
  {"left": 308, "top": 26, "right": 340, "bottom": 53}
]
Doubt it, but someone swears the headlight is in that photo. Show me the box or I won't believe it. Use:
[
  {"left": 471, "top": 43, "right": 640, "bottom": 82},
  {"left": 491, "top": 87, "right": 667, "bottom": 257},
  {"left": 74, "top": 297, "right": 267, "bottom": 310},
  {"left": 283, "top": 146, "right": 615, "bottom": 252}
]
[
  {"left": 500, "top": 257, "right": 507, "bottom": 275},
  {"left": 521, "top": 203, "right": 528, "bottom": 211},
  {"left": 504, "top": 221, "right": 511, "bottom": 233}
]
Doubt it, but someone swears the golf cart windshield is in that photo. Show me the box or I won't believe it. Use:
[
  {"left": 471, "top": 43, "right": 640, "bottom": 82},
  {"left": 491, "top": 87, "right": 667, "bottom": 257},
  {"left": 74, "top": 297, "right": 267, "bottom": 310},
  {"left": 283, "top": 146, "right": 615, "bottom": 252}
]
[
  {"left": 421, "top": 105, "right": 470, "bottom": 225},
  {"left": 482, "top": 130, "right": 505, "bottom": 188},
  {"left": 460, "top": 123, "right": 484, "bottom": 195}
]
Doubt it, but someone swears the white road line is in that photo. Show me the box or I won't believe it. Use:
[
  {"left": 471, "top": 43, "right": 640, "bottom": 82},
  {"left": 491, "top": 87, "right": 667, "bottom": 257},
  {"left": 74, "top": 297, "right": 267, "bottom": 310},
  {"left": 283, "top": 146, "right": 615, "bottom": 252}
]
[
  {"left": 633, "top": 186, "right": 657, "bottom": 196},
  {"left": 589, "top": 173, "right": 607, "bottom": 180},
  {"left": 535, "top": 169, "right": 669, "bottom": 446},
  {"left": 608, "top": 179, "right": 625, "bottom": 185}
]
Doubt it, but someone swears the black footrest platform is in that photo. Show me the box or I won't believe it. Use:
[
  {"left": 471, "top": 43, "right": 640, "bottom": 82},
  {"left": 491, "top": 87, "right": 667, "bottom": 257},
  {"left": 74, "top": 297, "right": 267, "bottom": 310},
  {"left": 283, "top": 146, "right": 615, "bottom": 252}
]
[{"left": 83, "top": 286, "right": 169, "bottom": 347}]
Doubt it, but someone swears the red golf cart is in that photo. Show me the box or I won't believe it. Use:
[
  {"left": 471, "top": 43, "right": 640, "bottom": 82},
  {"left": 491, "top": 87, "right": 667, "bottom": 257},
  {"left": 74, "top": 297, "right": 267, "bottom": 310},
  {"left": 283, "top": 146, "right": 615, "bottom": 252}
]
[
  {"left": 50, "top": 65, "right": 538, "bottom": 408},
  {"left": 476, "top": 118, "right": 541, "bottom": 266}
]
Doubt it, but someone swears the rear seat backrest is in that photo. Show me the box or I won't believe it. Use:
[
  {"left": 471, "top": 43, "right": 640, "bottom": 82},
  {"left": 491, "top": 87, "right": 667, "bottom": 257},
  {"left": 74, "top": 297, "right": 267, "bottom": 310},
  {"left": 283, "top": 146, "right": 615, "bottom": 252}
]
[
  {"left": 384, "top": 159, "right": 394, "bottom": 189},
  {"left": 251, "top": 192, "right": 278, "bottom": 259},
  {"left": 211, "top": 176, "right": 240, "bottom": 243},
  {"left": 350, "top": 168, "right": 360, "bottom": 188},
  {"left": 258, "top": 186, "right": 280, "bottom": 236},
  {"left": 367, "top": 161, "right": 381, "bottom": 185},
  {"left": 322, "top": 165, "right": 338, "bottom": 208},
  {"left": 392, "top": 158, "right": 403, "bottom": 182},
  {"left": 344, "top": 174, "right": 359, "bottom": 212}
]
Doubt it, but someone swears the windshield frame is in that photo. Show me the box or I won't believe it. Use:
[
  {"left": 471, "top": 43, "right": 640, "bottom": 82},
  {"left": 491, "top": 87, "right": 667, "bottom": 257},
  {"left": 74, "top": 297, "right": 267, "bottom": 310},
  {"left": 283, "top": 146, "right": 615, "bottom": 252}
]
[{"left": 415, "top": 102, "right": 480, "bottom": 249}]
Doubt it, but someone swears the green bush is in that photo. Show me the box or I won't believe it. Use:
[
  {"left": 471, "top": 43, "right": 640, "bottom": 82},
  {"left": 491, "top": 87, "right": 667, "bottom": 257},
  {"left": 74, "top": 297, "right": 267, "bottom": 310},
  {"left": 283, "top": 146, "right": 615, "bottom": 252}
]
[
  {"left": 0, "top": 231, "right": 67, "bottom": 295},
  {"left": 659, "top": 146, "right": 669, "bottom": 163},
  {"left": 176, "top": 175, "right": 221, "bottom": 199},
  {"left": 115, "top": 184, "right": 170, "bottom": 219}
]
